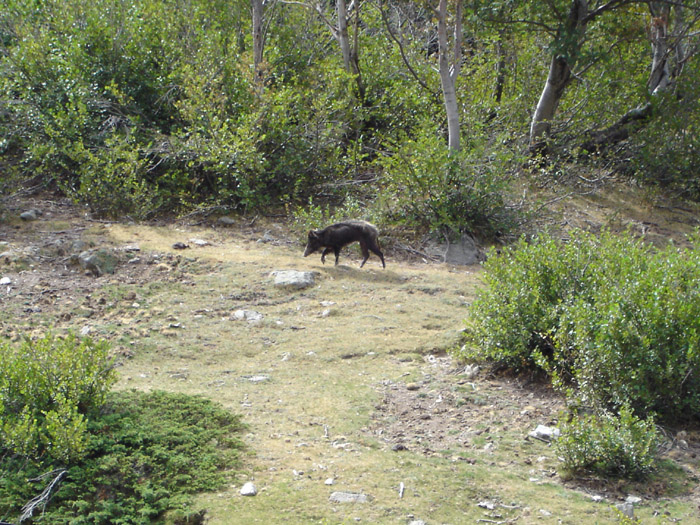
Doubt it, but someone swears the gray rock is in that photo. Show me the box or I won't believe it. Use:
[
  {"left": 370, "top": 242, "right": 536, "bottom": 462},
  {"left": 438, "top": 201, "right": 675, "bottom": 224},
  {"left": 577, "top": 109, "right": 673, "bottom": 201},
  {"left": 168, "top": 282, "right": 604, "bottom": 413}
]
[
  {"left": 408, "top": 521, "right": 427, "bottom": 525},
  {"left": 217, "top": 216, "right": 236, "bottom": 226},
  {"left": 20, "top": 209, "right": 40, "bottom": 221},
  {"left": 444, "top": 234, "right": 482, "bottom": 265},
  {"left": 329, "top": 492, "right": 369, "bottom": 504},
  {"left": 616, "top": 502, "right": 634, "bottom": 519},
  {"left": 270, "top": 270, "right": 318, "bottom": 290},
  {"left": 0, "top": 276, "right": 11, "bottom": 285},
  {"left": 233, "top": 309, "right": 263, "bottom": 323},
  {"left": 426, "top": 233, "right": 483, "bottom": 265},
  {"left": 240, "top": 482, "right": 257, "bottom": 496},
  {"left": 528, "top": 425, "right": 560, "bottom": 442},
  {"left": 257, "top": 232, "right": 275, "bottom": 244},
  {"left": 78, "top": 249, "right": 118, "bottom": 276}
]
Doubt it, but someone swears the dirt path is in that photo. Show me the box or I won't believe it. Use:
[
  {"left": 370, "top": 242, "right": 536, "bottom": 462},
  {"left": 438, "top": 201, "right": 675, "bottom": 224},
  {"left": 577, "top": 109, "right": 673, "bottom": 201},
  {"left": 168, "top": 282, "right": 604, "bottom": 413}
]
[{"left": 1, "top": 196, "right": 699, "bottom": 524}]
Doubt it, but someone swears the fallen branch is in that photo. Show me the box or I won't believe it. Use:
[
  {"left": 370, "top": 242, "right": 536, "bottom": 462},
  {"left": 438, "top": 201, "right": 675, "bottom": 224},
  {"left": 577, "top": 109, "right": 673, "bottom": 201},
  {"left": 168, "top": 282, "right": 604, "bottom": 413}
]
[
  {"left": 579, "top": 103, "right": 652, "bottom": 153},
  {"left": 20, "top": 469, "right": 67, "bottom": 522}
]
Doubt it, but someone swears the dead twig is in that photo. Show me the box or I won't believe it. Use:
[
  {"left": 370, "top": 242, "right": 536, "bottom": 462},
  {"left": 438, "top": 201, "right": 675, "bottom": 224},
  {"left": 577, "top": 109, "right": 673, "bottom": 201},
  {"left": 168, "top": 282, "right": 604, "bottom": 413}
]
[{"left": 20, "top": 469, "right": 67, "bottom": 522}]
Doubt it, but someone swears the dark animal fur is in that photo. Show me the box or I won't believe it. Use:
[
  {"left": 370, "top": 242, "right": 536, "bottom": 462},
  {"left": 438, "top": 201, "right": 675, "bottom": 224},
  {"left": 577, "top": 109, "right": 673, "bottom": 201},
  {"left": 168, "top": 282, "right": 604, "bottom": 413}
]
[{"left": 303, "top": 220, "right": 386, "bottom": 268}]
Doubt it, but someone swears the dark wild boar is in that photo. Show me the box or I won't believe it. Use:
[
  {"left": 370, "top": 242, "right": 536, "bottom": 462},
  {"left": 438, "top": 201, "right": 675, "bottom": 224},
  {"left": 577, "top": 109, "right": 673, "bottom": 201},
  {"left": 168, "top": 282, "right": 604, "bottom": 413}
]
[{"left": 303, "top": 220, "right": 386, "bottom": 268}]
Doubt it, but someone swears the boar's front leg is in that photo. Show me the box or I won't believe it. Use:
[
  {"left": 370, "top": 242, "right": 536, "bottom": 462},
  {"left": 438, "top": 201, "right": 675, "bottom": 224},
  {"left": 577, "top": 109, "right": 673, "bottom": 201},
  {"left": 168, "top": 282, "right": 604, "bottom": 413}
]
[{"left": 321, "top": 247, "right": 333, "bottom": 264}]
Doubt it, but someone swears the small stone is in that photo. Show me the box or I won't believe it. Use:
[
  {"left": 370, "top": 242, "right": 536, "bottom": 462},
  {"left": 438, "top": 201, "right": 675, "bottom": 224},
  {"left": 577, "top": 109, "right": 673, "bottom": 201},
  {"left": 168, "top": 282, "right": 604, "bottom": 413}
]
[
  {"left": 625, "top": 495, "right": 642, "bottom": 505},
  {"left": 463, "top": 363, "right": 480, "bottom": 380},
  {"left": 528, "top": 424, "right": 560, "bottom": 442},
  {"left": 20, "top": 209, "right": 39, "bottom": 221},
  {"left": 257, "top": 232, "right": 275, "bottom": 243},
  {"left": 217, "top": 216, "right": 236, "bottom": 226},
  {"left": 189, "top": 238, "right": 210, "bottom": 246},
  {"left": 478, "top": 501, "right": 495, "bottom": 510},
  {"left": 325, "top": 478, "right": 334, "bottom": 485},
  {"left": 240, "top": 482, "right": 257, "bottom": 496},
  {"left": 172, "top": 242, "right": 189, "bottom": 250},
  {"left": 0, "top": 277, "right": 11, "bottom": 285}
]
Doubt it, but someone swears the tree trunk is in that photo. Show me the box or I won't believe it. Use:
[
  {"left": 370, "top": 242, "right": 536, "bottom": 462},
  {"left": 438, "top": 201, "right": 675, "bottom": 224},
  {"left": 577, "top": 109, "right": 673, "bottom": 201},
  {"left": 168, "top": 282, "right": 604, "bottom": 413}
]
[
  {"left": 252, "top": 0, "right": 264, "bottom": 88},
  {"left": 529, "top": 0, "right": 588, "bottom": 152},
  {"left": 648, "top": 4, "right": 671, "bottom": 94},
  {"left": 438, "top": 0, "right": 462, "bottom": 152},
  {"left": 337, "top": 0, "right": 352, "bottom": 71}
]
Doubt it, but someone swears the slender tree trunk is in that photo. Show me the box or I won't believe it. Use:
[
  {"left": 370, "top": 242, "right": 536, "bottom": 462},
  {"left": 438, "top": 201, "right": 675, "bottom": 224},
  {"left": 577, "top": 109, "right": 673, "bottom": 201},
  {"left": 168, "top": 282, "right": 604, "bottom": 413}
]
[
  {"left": 529, "top": 0, "right": 588, "bottom": 151},
  {"left": 437, "top": 0, "right": 462, "bottom": 152},
  {"left": 337, "top": 0, "right": 352, "bottom": 70},
  {"left": 648, "top": 4, "right": 671, "bottom": 94},
  {"left": 337, "top": 0, "right": 365, "bottom": 100},
  {"left": 252, "top": 0, "right": 264, "bottom": 88}
]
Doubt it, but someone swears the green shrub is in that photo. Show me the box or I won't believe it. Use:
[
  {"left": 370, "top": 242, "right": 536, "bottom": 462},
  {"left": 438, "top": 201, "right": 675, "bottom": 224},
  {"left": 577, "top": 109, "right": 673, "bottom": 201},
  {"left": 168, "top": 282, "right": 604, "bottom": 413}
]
[
  {"left": 0, "top": 390, "right": 246, "bottom": 523},
  {"left": 556, "top": 405, "right": 659, "bottom": 479},
  {"left": 0, "top": 333, "right": 116, "bottom": 462},
  {"left": 631, "top": 65, "right": 700, "bottom": 200},
  {"left": 461, "top": 229, "right": 700, "bottom": 424},
  {"left": 377, "top": 126, "right": 521, "bottom": 239}
]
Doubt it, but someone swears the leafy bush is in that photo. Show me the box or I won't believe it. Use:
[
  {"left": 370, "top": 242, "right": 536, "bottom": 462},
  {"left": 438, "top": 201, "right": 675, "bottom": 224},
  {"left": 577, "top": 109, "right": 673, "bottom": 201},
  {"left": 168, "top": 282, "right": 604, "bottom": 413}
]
[
  {"left": 0, "top": 333, "right": 116, "bottom": 462},
  {"left": 631, "top": 65, "right": 700, "bottom": 199},
  {"left": 1, "top": 390, "right": 245, "bottom": 524},
  {"left": 461, "top": 229, "right": 700, "bottom": 424},
  {"left": 377, "top": 126, "right": 521, "bottom": 239},
  {"left": 556, "top": 405, "right": 659, "bottom": 479}
]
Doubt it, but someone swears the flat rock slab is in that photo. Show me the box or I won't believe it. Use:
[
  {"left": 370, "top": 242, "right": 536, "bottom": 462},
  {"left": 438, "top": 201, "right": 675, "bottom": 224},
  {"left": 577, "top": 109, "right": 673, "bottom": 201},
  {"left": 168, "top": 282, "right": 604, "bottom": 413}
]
[
  {"left": 270, "top": 270, "right": 318, "bottom": 290},
  {"left": 329, "top": 492, "right": 369, "bottom": 504}
]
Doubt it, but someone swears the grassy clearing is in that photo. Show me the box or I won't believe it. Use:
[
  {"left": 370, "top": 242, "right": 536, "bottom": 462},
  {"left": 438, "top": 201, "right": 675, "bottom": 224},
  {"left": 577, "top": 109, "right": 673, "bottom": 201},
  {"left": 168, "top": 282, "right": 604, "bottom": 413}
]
[{"left": 2, "top": 216, "right": 698, "bottom": 523}]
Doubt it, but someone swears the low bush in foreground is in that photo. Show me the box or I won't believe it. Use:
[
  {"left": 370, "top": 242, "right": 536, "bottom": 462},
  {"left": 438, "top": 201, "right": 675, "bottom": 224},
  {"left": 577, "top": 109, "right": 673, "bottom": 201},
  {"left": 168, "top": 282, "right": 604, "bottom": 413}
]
[
  {"left": 555, "top": 405, "right": 659, "bottom": 479},
  {"left": 0, "top": 334, "right": 245, "bottom": 523},
  {"left": 0, "top": 333, "right": 116, "bottom": 462},
  {"left": 1, "top": 390, "right": 245, "bottom": 524}
]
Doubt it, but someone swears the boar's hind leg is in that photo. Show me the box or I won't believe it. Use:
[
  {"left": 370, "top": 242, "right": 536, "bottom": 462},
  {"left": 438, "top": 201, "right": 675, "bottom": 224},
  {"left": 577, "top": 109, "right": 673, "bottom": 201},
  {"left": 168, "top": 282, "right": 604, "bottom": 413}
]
[
  {"left": 371, "top": 245, "right": 386, "bottom": 268},
  {"left": 359, "top": 240, "right": 370, "bottom": 268},
  {"left": 333, "top": 247, "right": 341, "bottom": 265}
]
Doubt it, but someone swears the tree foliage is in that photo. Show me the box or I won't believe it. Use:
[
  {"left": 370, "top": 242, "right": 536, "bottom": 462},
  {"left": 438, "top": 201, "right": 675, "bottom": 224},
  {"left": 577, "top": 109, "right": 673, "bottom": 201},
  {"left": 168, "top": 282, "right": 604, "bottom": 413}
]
[{"left": 0, "top": 0, "right": 699, "bottom": 229}]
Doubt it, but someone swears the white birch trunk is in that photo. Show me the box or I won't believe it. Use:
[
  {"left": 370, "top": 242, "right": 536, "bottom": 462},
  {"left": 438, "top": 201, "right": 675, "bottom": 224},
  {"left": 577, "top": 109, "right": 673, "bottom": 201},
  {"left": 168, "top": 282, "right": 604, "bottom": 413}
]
[
  {"left": 529, "top": 0, "right": 588, "bottom": 151},
  {"left": 438, "top": 0, "right": 462, "bottom": 152},
  {"left": 648, "top": 7, "right": 671, "bottom": 94}
]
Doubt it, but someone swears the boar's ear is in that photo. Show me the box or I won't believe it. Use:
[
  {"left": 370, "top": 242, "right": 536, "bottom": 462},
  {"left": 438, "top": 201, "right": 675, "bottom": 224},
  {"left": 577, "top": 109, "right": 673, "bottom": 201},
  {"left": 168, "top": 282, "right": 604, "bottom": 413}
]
[{"left": 309, "top": 230, "right": 320, "bottom": 239}]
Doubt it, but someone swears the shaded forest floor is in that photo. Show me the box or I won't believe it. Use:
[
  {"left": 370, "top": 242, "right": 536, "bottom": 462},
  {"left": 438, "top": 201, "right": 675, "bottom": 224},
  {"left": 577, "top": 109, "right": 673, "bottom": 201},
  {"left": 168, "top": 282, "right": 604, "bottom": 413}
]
[{"left": 2, "top": 180, "right": 700, "bottom": 523}]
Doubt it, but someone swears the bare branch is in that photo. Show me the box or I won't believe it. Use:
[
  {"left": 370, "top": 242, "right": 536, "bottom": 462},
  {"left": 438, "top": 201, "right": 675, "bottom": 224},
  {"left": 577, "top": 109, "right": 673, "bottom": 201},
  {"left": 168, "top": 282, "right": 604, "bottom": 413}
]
[{"left": 20, "top": 469, "right": 67, "bottom": 522}]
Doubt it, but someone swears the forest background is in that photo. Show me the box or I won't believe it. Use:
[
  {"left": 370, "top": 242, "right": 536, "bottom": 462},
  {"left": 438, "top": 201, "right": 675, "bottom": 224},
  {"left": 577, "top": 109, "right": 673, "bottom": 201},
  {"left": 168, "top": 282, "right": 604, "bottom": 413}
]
[{"left": 2, "top": 0, "right": 699, "bottom": 239}]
